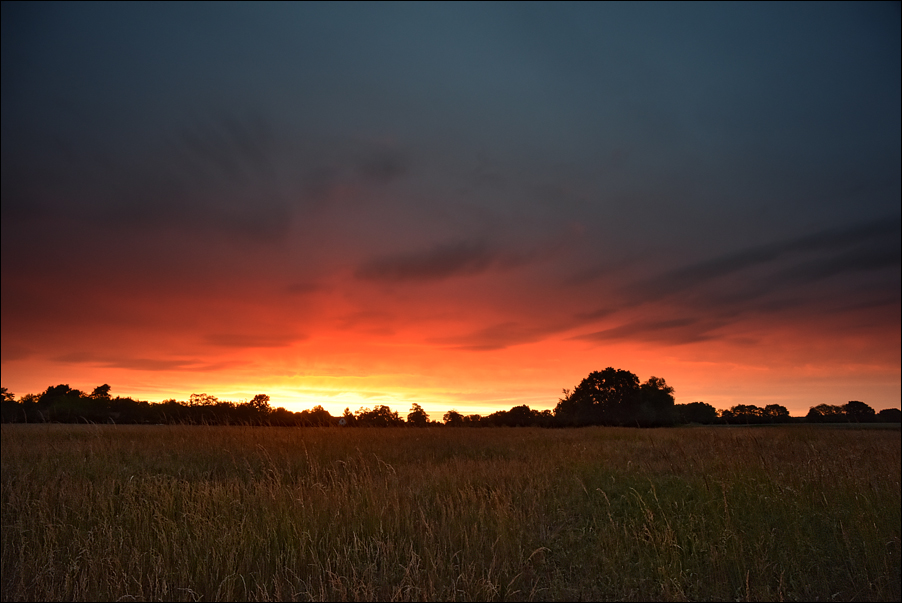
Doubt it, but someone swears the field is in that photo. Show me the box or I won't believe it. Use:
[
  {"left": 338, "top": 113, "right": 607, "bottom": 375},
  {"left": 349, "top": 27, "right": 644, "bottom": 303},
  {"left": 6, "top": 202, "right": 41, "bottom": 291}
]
[{"left": 2, "top": 424, "right": 899, "bottom": 601}]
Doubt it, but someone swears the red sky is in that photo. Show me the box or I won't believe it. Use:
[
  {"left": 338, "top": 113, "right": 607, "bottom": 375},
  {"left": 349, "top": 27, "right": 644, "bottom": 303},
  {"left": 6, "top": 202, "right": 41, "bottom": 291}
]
[
  {"left": 2, "top": 3, "right": 900, "bottom": 417},
  {"left": 3, "top": 214, "right": 898, "bottom": 417}
]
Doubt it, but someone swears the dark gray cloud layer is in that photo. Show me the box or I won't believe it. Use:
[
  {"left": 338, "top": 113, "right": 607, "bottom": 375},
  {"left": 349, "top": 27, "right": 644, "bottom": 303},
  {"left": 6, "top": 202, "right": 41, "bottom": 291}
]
[
  {"left": 1, "top": 3, "right": 899, "bottom": 362},
  {"left": 565, "top": 217, "right": 902, "bottom": 347}
]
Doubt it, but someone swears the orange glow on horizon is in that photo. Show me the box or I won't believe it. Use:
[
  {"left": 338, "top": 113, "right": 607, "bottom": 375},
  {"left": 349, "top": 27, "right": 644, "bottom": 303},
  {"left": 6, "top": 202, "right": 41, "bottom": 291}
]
[{"left": 4, "top": 317, "right": 899, "bottom": 418}]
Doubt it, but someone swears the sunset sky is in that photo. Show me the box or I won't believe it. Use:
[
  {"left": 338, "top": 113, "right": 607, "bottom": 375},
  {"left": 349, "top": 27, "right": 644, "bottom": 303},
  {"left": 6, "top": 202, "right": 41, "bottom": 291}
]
[{"left": 2, "top": 3, "right": 899, "bottom": 417}]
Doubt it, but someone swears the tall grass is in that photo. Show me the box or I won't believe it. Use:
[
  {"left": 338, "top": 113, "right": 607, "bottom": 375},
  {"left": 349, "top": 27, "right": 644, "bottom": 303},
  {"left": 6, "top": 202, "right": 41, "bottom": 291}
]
[{"left": 2, "top": 424, "right": 899, "bottom": 601}]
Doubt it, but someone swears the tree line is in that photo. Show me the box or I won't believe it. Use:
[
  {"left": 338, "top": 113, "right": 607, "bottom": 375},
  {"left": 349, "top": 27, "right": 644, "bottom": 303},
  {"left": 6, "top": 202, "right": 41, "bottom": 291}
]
[{"left": 2, "top": 368, "right": 899, "bottom": 426}]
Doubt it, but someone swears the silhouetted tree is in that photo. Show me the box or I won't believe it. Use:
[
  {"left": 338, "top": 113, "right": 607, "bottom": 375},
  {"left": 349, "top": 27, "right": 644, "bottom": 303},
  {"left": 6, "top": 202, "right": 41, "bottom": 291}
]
[
  {"left": 842, "top": 400, "right": 876, "bottom": 423},
  {"left": 91, "top": 384, "right": 112, "bottom": 399},
  {"left": 35, "top": 384, "right": 96, "bottom": 422},
  {"left": 725, "top": 404, "right": 764, "bottom": 424},
  {"left": 763, "top": 404, "right": 790, "bottom": 423},
  {"left": 40, "top": 384, "right": 83, "bottom": 403},
  {"left": 341, "top": 407, "right": 355, "bottom": 426},
  {"left": 483, "top": 405, "right": 534, "bottom": 427},
  {"left": 249, "top": 394, "right": 272, "bottom": 413},
  {"left": 484, "top": 409, "right": 508, "bottom": 426},
  {"left": 0, "top": 387, "right": 20, "bottom": 423},
  {"left": 355, "top": 405, "right": 403, "bottom": 427},
  {"left": 407, "top": 403, "right": 429, "bottom": 427},
  {"left": 269, "top": 406, "right": 297, "bottom": 426},
  {"left": 189, "top": 393, "right": 218, "bottom": 407},
  {"left": 554, "top": 367, "right": 640, "bottom": 426},
  {"left": 675, "top": 401, "right": 718, "bottom": 424},
  {"left": 235, "top": 397, "right": 271, "bottom": 424},
  {"left": 877, "top": 408, "right": 901, "bottom": 423},
  {"left": 443, "top": 409, "right": 464, "bottom": 426},
  {"left": 298, "top": 404, "right": 333, "bottom": 426},
  {"left": 463, "top": 413, "right": 483, "bottom": 426},
  {"left": 806, "top": 404, "right": 845, "bottom": 423},
  {"left": 108, "top": 395, "right": 155, "bottom": 423},
  {"left": 535, "top": 408, "right": 556, "bottom": 427},
  {"left": 18, "top": 393, "right": 39, "bottom": 422},
  {"left": 637, "top": 376, "right": 676, "bottom": 425}
]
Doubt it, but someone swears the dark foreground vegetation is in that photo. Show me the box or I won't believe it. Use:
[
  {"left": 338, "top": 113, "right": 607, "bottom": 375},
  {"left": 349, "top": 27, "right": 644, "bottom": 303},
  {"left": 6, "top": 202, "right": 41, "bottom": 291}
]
[
  {"left": 2, "top": 424, "right": 899, "bottom": 601},
  {"left": 2, "top": 367, "right": 899, "bottom": 427}
]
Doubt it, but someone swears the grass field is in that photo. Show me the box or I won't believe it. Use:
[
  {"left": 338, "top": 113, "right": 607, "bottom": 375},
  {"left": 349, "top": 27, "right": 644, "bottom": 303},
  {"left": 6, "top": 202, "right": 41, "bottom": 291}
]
[{"left": 2, "top": 424, "right": 899, "bottom": 601}]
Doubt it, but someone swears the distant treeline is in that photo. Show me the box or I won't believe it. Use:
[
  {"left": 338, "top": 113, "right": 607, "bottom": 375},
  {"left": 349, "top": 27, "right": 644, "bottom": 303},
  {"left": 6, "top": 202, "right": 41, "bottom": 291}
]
[{"left": 2, "top": 369, "right": 899, "bottom": 427}]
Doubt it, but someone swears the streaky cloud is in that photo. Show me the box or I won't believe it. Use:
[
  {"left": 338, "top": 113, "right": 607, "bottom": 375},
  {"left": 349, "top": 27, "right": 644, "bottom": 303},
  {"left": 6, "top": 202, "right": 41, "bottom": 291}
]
[
  {"left": 354, "top": 232, "right": 567, "bottom": 284},
  {"left": 631, "top": 216, "right": 901, "bottom": 301},
  {"left": 52, "top": 352, "right": 243, "bottom": 372},
  {"left": 356, "top": 240, "right": 495, "bottom": 282},
  {"left": 204, "top": 333, "right": 304, "bottom": 348},
  {"left": 429, "top": 322, "right": 545, "bottom": 351},
  {"left": 572, "top": 317, "right": 728, "bottom": 346},
  {"left": 573, "top": 307, "right": 617, "bottom": 322}
]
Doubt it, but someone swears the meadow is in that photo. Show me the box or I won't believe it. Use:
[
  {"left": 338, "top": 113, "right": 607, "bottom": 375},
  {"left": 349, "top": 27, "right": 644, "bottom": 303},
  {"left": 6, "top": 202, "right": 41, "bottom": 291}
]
[{"left": 1, "top": 424, "right": 899, "bottom": 601}]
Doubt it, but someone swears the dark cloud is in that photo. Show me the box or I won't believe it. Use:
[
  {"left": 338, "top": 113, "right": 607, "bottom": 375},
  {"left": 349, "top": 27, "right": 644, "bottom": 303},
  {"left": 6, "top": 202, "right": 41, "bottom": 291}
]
[
  {"left": 572, "top": 317, "right": 728, "bottom": 346},
  {"left": 429, "top": 322, "right": 558, "bottom": 351},
  {"left": 772, "top": 239, "right": 901, "bottom": 285},
  {"left": 0, "top": 343, "right": 32, "bottom": 362},
  {"left": 573, "top": 307, "right": 616, "bottom": 322},
  {"left": 357, "top": 148, "right": 407, "bottom": 183},
  {"left": 354, "top": 231, "right": 569, "bottom": 284},
  {"left": 1, "top": 111, "right": 298, "bottom": 242},
  {"left": 356, "top": 241, "right": 496, "bottom": 282},
  {"left": 628, "top": 217, "right": 901, "bottom": 303},
  {"left": 563, "top": 218, "right": 901, "bottom": 345},
  {"left": 284, "top": 282, "right": 320, "bottom": 295},
  {"left": 204, "top": 333, "right": 303, "bottom": 348},
  {"left": 52, "top": 352, "right": 240, "bottom": 372},
  {"left": 334, "top": 310, "right": 397, "bottom": 335}
]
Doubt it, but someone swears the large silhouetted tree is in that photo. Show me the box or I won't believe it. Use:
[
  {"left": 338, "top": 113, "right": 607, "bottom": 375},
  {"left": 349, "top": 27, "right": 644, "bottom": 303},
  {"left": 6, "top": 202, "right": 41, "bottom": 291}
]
[{"left": 554, "top": 367, "right": 641, "bottom": 426}]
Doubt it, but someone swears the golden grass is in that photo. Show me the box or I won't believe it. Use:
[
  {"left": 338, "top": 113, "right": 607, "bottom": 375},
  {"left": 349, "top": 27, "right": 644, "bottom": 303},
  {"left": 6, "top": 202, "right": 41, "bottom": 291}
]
[{"left": 2, "top": 424, "right": 899, "bottom": 601}]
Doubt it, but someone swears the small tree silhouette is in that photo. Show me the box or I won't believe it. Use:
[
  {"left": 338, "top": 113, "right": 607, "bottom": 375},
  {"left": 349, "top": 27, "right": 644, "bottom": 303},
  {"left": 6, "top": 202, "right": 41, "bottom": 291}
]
[
  {"left": 842, "top": 401, "right": 875, "bottom": 423},
  {"left": 91, "top": 384, "right": 112, "bottom": 399},
  {"left": 763, "top": 404, "right": 790, "bottom": 422},
  {"left": 356, "top": 405, "right": 403, "bottom": 427},
  {"left": 443, "top": 409, "right": 464, "bottom": 426},
  {"left": 189, "top": 393, "right": 218, "bottom": 407},
  {"left": 249, "top": 394, "right": 272, "bottom": 413},
  {"left": 407, "top": 403, "right": 429, "bottom": 427}
]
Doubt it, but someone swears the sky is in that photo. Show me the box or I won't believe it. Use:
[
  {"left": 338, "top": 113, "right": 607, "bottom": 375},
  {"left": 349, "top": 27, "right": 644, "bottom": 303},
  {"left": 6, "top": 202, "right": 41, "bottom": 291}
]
[{"left": 2, "top": 2, "right": 900, "bottom": 417}]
